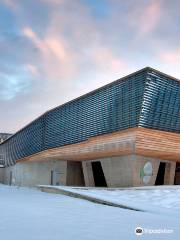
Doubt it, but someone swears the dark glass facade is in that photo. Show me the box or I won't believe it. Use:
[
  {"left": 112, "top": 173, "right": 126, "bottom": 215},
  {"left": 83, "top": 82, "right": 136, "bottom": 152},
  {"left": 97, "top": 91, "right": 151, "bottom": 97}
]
[
  {"left": 139, "top": 70, "right": 180, "bottom": 132},
  {"left": 0, "top": 70, "right": 147, "bottom": 166},
  {"left": 1, "top": 67, "right": 180, "bottom": 166},
  {"left": 0, "top": 133, "right": 12, "bottom": 143}
]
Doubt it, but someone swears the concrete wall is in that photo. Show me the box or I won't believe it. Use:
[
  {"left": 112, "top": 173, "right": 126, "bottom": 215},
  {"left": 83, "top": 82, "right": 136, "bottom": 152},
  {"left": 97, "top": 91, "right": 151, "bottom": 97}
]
[
  {"left": 132, "top": 155, "right": 175, "bottom": 186},
  {"left": 132, "top": 155, "right": 160, "bottom": 186},
  {"left": 4, "top": 160, "right": 67, "bottom": 187},
  {"left": 3, "top": 160, "right": 85, "bottom": 187},
  {"left": 0, "top": 167, "right": 4, "bottom": 183},
  {"left": 82, "top": 155, "right": 176, "bottom": 187},
  {"left": 2, "top": 155, "right": 176, "bottom": 187},
  {"left": 82, "top": 156, "right": 134, "bottom": 187},
  {"left": 101, "top": 156, "right": 133, "bottom": 187}
]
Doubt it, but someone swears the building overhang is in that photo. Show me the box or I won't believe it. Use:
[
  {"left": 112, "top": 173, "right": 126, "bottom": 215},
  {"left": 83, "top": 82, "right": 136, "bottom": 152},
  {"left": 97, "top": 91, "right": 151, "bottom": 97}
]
[{"left": 16, "top": 127, "right": 180, "bottom": 164}]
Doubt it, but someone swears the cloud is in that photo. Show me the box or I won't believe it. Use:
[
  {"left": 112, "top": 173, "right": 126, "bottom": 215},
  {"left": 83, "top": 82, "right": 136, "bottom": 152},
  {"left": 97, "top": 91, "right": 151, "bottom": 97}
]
[
  {"left": 26, "top": 64, "right": 39, "bottom": 76},
  {"left": 22, "top": 26, "right": 77, "bottom": 82},
  {"left": 21, "top": 5, "right": 128, "bottom": 88},
  {"left": 160, "top": 50, "right": 180, "bottom": 64},
  {"left": 0, "top": 69, "right": 32, "bottom": 100},
  {"left": 2, "top": 0, "right": 18, "bottom": 10},
  {"left": 126, "top": 0, "right": 162, "bottom": 38},
  {"left": 0, "top": 0, "right": 180, "bottom": 133},
  {"left": 138, "top": 1, "right": 161, "bottom": 36}
]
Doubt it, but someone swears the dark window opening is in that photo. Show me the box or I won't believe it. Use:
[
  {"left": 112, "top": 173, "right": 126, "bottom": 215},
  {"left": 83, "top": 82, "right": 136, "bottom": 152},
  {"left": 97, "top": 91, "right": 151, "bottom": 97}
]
[
  {"left": 155, "top": 162, "right": 166, "bottom": 185},
  {"left": 50, "top": 170, "right": 60, "bottom": 186},
  {"left": 50, "top": 170, "right": 53, "bottom": 185},
  {"left": 9, "top": 171, "right": 12, "bottom": 186},
  {"left": 174, "top": 163, "right": 180, "bottom": 185},
  {"left": 91, "top": 161, "right": 107, "bottom": 187}
]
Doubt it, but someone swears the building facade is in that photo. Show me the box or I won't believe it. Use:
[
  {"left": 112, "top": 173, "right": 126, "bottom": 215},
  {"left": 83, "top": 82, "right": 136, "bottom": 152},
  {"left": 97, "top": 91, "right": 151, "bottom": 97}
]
[
  {"left": 0, "top": 67, "right": 180, "bottom": 187},
  {"left": 0, "top": 133, "right": 12, "bottom": 165},
  {"left": 0, "top": 133, "right": 12, "bottom": 144}
]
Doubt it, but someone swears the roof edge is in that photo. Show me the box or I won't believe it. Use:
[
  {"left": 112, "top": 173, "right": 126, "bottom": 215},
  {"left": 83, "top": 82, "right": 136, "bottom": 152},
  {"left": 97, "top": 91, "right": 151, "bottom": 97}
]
[
  {"left": 2, "top": 66, "right": 180, "bottom": 144},
  {"left": 146, "top": 67, "right": 180, "bottom": 83}
]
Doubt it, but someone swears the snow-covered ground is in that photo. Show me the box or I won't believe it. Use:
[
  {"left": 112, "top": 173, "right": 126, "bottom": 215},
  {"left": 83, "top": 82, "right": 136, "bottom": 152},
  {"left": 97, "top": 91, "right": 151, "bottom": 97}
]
[
  {"left": 56, "top": 185, "right": 180, "bottom": 216},
  {"left": 0, "top": 184, "right": 179, "bottom": 240}
]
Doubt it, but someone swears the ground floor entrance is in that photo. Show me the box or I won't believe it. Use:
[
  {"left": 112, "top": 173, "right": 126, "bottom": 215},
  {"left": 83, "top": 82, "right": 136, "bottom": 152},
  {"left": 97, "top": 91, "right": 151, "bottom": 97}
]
[
  {"left": 0, "top": 155, "right": 179, "bottom": 187},
  {"left": 174, "top": 163, "right": 180, "bottom": 185},
  {"left": 91, "top": 161, "right": 107, "bottom": 187},
  {"left": 82, "top": 156, "right": 176, "bottom": 187},
  {"left": 155, "top": 162, "right": 166, "bottom": 185}
]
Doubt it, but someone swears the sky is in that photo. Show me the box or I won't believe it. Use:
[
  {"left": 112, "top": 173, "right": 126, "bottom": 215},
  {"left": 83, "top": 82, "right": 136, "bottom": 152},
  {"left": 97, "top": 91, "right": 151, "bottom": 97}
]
[{"left": 0, "top": 0, "right": 180, "bottom": 133}]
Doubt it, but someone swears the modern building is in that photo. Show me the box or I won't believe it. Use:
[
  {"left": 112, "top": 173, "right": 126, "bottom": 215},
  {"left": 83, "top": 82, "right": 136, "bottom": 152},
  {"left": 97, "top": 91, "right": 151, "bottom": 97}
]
[
  {"left": 0, "top": 133, "right": 12, "bottom": 165},
  {"left": 0, "top": 133, "right": 12, "bottom": 143},
  {"left": 0, "top": 133, "right": 12, "bottom": 183},
  {"left": 0, "top": 67, "right": 180, "bottom": 187}
]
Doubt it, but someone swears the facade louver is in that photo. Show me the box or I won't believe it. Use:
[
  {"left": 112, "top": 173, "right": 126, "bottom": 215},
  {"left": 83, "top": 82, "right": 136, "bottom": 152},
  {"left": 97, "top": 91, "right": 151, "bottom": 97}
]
[{"left": 0, "top": 67, "right": 180, "bottom": 167}]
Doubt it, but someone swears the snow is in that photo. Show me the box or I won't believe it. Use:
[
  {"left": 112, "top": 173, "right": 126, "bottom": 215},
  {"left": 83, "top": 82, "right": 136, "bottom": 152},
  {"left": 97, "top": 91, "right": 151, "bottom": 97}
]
[
  {"left": 57, "top": 185, "right": 180, "bottom": 209},
  {"left": 50, "top": 185, "right": 180, "bottom": 218},
  {"left": 0, "top": 184, "right": 179, "bottom": 240}
]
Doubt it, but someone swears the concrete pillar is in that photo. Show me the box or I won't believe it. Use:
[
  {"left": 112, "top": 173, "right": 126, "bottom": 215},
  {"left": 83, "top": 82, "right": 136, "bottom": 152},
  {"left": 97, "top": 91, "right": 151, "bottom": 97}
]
[
  {"left": 66, "top": 161, "right": 85, "bottom": 186},
  {"left": 82, "top": 156, "right": 134, "bottom": 187},
  {"left": 132, "top": 156, "right": 160, "bottom": 186},
  {"left": 82, "top": 161, "right": 95, "bottom": 187},
  {"left": 164, "top": 161, "right": 176, "bottom": 185},
  {"left": 101, "top": 156, "right": 133, "bottom": 187},
  {"left": 0, "top": 167, "right": 4, "bottom": 183}
]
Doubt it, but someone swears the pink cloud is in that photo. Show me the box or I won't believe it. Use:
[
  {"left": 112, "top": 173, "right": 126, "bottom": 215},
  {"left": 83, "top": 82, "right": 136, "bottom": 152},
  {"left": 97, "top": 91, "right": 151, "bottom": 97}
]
[
  {"left": 90, "top": 47, "right": 126, "bottom": 73},
  {"left": 129, "top": 1, "right": 161, "bottom": 37},
  {"left": 26, "top": 64, "right": 39, "bottom": 76},
  {"left": 2, "top": 0, "right": 19, "bottom": 11},
  {"left": 21, "top": 0, "right": 130, "bottom": 87},
  {"left": 23, "top": 27, "right": 77, "bottom": 81},
  {"left": 45, "top": 37, "right": 68, "bottom": 63},
  {"left": 140, "top": 1, "right": 161, "bottom": 35},
  {"left": 40, "top": 0, "right": 63, "bottom": 4},
  {"left": 0, "top": 0, "right": 132, "bottom": 132},
  {"left": 23, "top": 27, "right": 48, "bottom": 55},
  {"left": 160, "top": 50, "right": 180, "bottom": 64},
  {"left": 22, "top": 18, "right": 127, "bottom": 84}
]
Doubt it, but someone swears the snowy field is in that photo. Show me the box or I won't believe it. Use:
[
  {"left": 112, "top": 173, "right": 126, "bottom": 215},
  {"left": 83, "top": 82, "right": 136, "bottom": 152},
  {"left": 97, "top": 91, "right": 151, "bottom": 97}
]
[
  {"left": 58, "top": 185, "right": 180, "bottom": 214},
  {"left": 0, "top": 185, "right": 179, "bottom": 240}
]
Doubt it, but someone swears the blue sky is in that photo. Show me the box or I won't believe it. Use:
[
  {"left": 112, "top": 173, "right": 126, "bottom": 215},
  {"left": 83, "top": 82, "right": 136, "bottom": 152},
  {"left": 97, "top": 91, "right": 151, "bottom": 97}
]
[{"left": 0, "top": 0, "right": 180, "bottom": 133}]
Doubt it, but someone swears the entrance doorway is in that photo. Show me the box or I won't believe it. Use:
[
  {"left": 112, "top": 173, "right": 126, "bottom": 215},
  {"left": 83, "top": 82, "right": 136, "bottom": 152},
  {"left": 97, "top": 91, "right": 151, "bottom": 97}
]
[
  {"left": 91, "top": 161, "right": 107, "bottom": 187},
  {"left": 174, "top": 163, "right": 180, "bottom": 185},
  {"left": 155, "top": 162, "right": 166, "bottom": 185},
  {"left": 50, "top": 171, "right": 61, "bottom": 186},
  {"left": 9, "top": 171, "right": 12, "bottom": 186}
]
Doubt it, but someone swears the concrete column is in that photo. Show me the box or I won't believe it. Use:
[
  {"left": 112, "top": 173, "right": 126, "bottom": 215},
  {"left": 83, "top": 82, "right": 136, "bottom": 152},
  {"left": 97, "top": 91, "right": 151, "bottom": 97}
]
[
  {"left": 164, "top": 161, "right": 176, "bottom": 185},
  {"left": 66, "top": 161, "right": 85, "bottom": 186},
  {"left": 101, "top": 156, "right": 133, "bottom": 187},
  {"left": 0, "top": 167, "right": 4, "bottom": 183},
  {"left": 132, "top": 156, "right": 160, "bottom": 186},
  {"left": 82, "top": 161, "right": 95, "bottom": 187}
]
